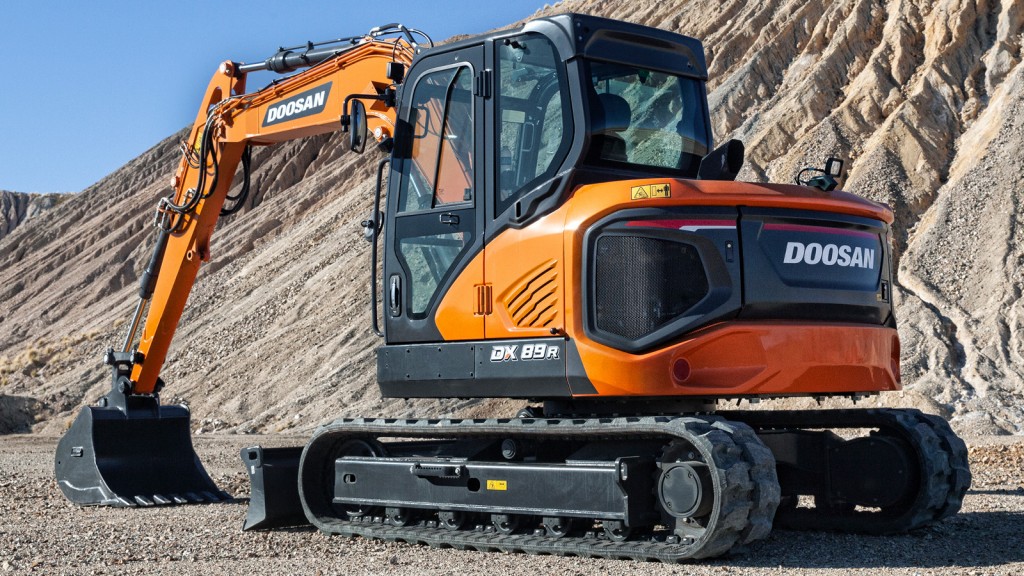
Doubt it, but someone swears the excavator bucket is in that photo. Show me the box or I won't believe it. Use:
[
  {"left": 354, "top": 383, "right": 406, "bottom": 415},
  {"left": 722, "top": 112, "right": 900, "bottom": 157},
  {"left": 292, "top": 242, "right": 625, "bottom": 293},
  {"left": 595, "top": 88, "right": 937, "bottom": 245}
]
[
  {"left": 240, "top": 445, "right": 309, "bottom": 530},
  {"left": 54, "top": 399, "right": 230, "bottom": 507}
]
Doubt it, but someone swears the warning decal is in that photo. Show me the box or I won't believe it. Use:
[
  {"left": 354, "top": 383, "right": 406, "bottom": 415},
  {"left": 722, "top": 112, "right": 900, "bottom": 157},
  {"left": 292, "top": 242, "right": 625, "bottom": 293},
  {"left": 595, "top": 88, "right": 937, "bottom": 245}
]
[
  {"left": 631, "top": 183, "right": 671, "bottom": 200},
  {"left": 486, "top": 479, "right": 508, "bottom": 491}
]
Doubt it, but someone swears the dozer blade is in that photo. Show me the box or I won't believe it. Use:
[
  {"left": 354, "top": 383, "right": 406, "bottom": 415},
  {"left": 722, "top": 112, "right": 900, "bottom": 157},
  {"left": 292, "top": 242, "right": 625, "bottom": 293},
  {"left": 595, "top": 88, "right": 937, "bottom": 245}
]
[
  {"left": 240, "top": 445, "right": 309, "bottom": 530},
  {"left": 54, "top": 399, "right": 230, "bottom": 507}
]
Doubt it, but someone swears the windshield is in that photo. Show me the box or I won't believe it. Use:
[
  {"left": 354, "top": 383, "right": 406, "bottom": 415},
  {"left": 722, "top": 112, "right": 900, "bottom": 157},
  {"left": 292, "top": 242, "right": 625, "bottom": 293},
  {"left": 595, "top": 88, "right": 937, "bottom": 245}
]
[{"left": 585, "top": 60, "right": 710, "bottom": 176}]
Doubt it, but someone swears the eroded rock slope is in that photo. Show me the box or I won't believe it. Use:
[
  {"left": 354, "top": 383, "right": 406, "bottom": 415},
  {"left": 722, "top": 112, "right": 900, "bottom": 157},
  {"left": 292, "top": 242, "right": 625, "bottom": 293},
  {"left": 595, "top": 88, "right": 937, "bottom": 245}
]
[{"left": 0, "top": 0, "right": 1021, "bottom": 435}]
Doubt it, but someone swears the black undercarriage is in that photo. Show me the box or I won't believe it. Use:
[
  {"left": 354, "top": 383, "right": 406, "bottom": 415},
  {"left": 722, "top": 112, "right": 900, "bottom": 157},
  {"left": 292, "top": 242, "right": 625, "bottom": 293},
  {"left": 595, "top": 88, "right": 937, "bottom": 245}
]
[{"left": 286, "top": 408, "right": 969, "bottom": 561}]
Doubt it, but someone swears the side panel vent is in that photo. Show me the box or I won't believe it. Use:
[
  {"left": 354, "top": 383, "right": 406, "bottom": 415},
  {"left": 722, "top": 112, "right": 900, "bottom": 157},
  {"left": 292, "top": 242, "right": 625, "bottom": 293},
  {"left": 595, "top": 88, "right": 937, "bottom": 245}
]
[
  {"left": 474, "top": 284, "right": 493, "bottom": 316},
  {"left": 504, "top": 260, "right": 559, "bottom": 328}
]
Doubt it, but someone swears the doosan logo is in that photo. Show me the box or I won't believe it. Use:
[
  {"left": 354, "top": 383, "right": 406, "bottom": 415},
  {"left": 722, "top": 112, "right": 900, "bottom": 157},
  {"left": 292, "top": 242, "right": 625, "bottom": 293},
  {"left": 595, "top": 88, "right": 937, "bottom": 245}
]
[
  {"left": 783, "top": 241, "right": 875, "bottom": 269},
  {"left": 263, "top": 82, "right": 332, "bottom": 126}
]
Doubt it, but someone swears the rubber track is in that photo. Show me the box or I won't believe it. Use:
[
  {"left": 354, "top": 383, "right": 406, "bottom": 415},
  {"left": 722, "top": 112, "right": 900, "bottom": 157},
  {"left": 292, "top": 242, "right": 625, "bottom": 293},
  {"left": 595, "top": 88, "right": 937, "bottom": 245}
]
[
  {"left": 298, "top": 416, "right": 780, "bottom": 562},
  {"left": 724, "top": 408, "right": 971, "bottom": 534},
  {"left": 917, "top": 412, "right": 972, "bottom": 520}
]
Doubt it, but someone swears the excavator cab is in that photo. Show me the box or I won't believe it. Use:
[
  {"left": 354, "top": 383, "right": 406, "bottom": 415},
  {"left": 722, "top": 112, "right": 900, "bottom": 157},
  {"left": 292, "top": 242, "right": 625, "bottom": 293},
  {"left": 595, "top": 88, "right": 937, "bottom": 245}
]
[{"left": 374, "top": 15, "right": 721, "bottom": 395}]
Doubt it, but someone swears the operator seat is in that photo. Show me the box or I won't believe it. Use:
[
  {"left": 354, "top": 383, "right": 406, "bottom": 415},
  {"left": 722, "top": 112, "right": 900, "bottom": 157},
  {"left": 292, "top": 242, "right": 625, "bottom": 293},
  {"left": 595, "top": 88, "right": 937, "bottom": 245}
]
[{"left": 588, "top": 92, "right": 631, "bottom": 163}]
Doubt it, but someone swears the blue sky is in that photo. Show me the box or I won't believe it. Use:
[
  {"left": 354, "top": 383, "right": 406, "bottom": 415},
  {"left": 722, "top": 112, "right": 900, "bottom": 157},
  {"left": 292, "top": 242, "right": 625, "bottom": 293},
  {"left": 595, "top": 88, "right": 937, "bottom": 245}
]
[{"left": 0, "top": 1, "right": 545, "bottom": 193}]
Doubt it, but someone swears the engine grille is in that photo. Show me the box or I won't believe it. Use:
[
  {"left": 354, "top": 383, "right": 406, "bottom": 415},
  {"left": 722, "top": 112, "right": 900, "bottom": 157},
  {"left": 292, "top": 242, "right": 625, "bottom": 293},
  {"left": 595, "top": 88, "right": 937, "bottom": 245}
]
[{"left": 594, "top": 235, "right": 708, "bottom": 340}]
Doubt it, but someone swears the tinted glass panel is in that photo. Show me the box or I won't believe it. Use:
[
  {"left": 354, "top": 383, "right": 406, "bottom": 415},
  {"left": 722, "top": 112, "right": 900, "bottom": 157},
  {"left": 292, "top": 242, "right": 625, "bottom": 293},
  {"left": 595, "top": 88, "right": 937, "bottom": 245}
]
[
  {"left": 586, "top": 60, "right": 709, "bottom": 176},
  {"left": 496, "top": 34, "right": 572, "bottom": 217},
  {"left": 399, "top": 66, "right": 474, "bottom": 212},
  {"left": 435, "top": 68, "right": 474, "bottom": 207},
  {"left": 399, "top": 230, "right": 467, "bottom": 316}
]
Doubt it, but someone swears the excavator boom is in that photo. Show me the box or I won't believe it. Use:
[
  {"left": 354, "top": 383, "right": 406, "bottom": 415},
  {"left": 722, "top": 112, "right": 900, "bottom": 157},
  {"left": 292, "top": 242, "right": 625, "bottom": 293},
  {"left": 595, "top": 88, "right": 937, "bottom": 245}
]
[
  {"left": 132, "top": 38, "right": 413, "bottom": 395},
  {"left": 55, "top": 24, "right": 421, "bottom": 507}
]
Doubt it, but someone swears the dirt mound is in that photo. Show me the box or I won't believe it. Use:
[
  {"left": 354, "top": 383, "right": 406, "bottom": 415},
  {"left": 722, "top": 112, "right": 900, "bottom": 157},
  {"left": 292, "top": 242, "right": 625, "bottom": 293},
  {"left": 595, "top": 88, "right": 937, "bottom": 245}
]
[{"left": 0, "top": 0, "right": 1022, "bottom": 437}]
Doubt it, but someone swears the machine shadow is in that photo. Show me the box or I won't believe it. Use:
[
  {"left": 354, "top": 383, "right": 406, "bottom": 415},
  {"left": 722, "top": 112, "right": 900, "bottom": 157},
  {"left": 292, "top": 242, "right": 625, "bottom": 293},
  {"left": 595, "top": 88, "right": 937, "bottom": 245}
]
[{"left": 730, "top": 509, "right": 1024, "bottom": 569}]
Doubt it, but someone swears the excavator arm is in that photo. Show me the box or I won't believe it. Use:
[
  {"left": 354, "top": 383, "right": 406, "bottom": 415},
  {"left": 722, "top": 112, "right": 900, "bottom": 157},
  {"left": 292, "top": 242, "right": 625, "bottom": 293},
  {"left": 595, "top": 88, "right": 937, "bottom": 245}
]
[
  {"left": 131, "top": 34, "right": 414, "bottom": 394},
  {"left": 55, "top": 25, "right": 422, "bottom": 507}
]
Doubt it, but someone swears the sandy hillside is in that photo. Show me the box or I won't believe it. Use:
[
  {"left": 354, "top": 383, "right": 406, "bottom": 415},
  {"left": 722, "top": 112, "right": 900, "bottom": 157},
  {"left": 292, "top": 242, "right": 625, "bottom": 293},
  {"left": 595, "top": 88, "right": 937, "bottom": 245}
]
[{"left": 0, "top": 0, "right": 1022, "bottom": 436}]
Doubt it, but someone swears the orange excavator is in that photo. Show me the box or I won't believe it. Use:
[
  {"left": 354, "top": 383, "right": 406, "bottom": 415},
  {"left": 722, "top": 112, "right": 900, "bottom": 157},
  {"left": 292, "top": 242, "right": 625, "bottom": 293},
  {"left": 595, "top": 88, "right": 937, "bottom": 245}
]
[{"left": 55, "top": 15, "right": 970, "bottom": 561}]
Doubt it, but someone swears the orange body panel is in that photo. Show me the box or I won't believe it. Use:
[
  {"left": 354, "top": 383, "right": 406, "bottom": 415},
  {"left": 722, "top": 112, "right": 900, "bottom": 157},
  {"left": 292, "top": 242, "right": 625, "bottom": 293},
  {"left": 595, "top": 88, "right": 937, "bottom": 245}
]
[
  {"left": 563, "top": 178, "right": 897, "bottom": 397},
  {"left": 441, "top": 176, "right": 899, "bottom": 398},
  {"left": 570, "top": 321, "right": 899, "bottom": 397},
  {"left": 434, "top": 255, "right": 484, "bottom": 340},
  {"left": 434, "top": 208, "right": 568, "bottom": 340},
  {"left": 484, "top": 209, "right": 568, "bottom": 339}
]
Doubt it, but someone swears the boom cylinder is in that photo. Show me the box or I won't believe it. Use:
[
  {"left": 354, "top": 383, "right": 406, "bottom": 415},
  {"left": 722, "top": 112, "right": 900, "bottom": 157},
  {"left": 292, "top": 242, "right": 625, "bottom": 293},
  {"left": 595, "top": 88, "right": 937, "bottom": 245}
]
[
  {"left": 236, "top": 23, "right": 425, "bottom": 75},
  {"left": 237, "top": 43, "right": 360, "bottom": 74},
  {"left": 121, "top": 219, "right": 172, "bottom": 352}
]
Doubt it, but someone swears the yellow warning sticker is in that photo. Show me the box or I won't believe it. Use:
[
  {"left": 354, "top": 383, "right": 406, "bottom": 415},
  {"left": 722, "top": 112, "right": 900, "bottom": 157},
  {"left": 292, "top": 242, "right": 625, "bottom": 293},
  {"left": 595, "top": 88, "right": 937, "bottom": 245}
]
[
  {"left": 631, "top": 183, "right": 671, "bottom": 200},
  {"left": 486, "top": 479, "right": 507, "bottom": 491}
]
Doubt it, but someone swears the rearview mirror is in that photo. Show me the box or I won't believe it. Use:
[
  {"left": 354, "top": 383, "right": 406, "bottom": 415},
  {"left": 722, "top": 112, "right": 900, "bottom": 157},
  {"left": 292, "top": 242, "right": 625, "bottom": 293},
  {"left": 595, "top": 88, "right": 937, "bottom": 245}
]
[
  {"left": 825, "top": 157, "right": 844, "bottom": 177},
  {"left": 349, "top": 99, "right": 368, "bottom": 154}
]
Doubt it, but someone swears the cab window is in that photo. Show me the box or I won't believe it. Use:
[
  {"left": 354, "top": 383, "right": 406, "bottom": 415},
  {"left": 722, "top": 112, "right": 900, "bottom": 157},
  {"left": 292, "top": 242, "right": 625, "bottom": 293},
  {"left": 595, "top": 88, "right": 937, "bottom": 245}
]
[
  {"left": 495, "top": 34, "right": 572, "bottom": 217},
  {"left": 399, "top": 66, "right": 474, "bottom": 213}
]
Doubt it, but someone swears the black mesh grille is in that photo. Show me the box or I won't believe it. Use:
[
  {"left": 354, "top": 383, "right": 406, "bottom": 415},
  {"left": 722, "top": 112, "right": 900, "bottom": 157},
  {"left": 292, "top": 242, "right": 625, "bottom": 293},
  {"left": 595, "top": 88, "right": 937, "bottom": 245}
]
[{"left": 594, "top": 236, "right": 708, "bottom": 340}]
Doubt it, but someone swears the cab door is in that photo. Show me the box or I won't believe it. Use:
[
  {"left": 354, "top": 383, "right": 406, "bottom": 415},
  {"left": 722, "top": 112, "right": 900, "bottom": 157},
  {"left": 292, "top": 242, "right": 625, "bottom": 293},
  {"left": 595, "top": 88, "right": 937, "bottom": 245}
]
[{"left": 384, "top": 46, "right": 485, "bottom": 343}]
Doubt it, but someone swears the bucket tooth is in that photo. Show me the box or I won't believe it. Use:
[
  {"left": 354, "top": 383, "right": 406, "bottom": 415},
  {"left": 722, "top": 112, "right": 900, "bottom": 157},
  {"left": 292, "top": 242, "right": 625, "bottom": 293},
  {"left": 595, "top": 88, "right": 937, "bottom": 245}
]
[
  {"left": 240, "top": 445, "right": 309, "bottom": 530},
  {"left": 54, "top": 397, "right": 228, "bottom": 508}
]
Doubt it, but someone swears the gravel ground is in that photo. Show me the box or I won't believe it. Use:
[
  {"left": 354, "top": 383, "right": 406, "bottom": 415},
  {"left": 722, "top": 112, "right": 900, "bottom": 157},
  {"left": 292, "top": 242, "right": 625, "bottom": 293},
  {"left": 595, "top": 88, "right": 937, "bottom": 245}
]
[{"left": 1, "top": 433, "right": 1022, "bottom": 576}]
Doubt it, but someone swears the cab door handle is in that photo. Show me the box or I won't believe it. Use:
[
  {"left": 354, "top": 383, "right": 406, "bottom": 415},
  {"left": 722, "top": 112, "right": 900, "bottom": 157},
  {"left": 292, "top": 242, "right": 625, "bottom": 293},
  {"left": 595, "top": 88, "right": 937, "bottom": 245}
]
[
  {"left": 389, "top": 275, "right": 402, "bottom": 317},
  {"left": 439, "top": 213, "right": 459, "bottom": 226}
]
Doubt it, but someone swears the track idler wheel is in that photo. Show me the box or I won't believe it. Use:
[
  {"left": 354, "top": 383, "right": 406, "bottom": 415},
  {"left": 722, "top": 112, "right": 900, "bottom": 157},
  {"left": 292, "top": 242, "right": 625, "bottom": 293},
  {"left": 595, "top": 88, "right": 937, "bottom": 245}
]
[
  {"left": 658, "top": 441, "right": 718, "bottom": 545},
  {"left": 659, "top": 461, "right": 714, "bottom": 519},
  {"left": 328, "top": 438, "right": 386, "bottom": 518}
]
